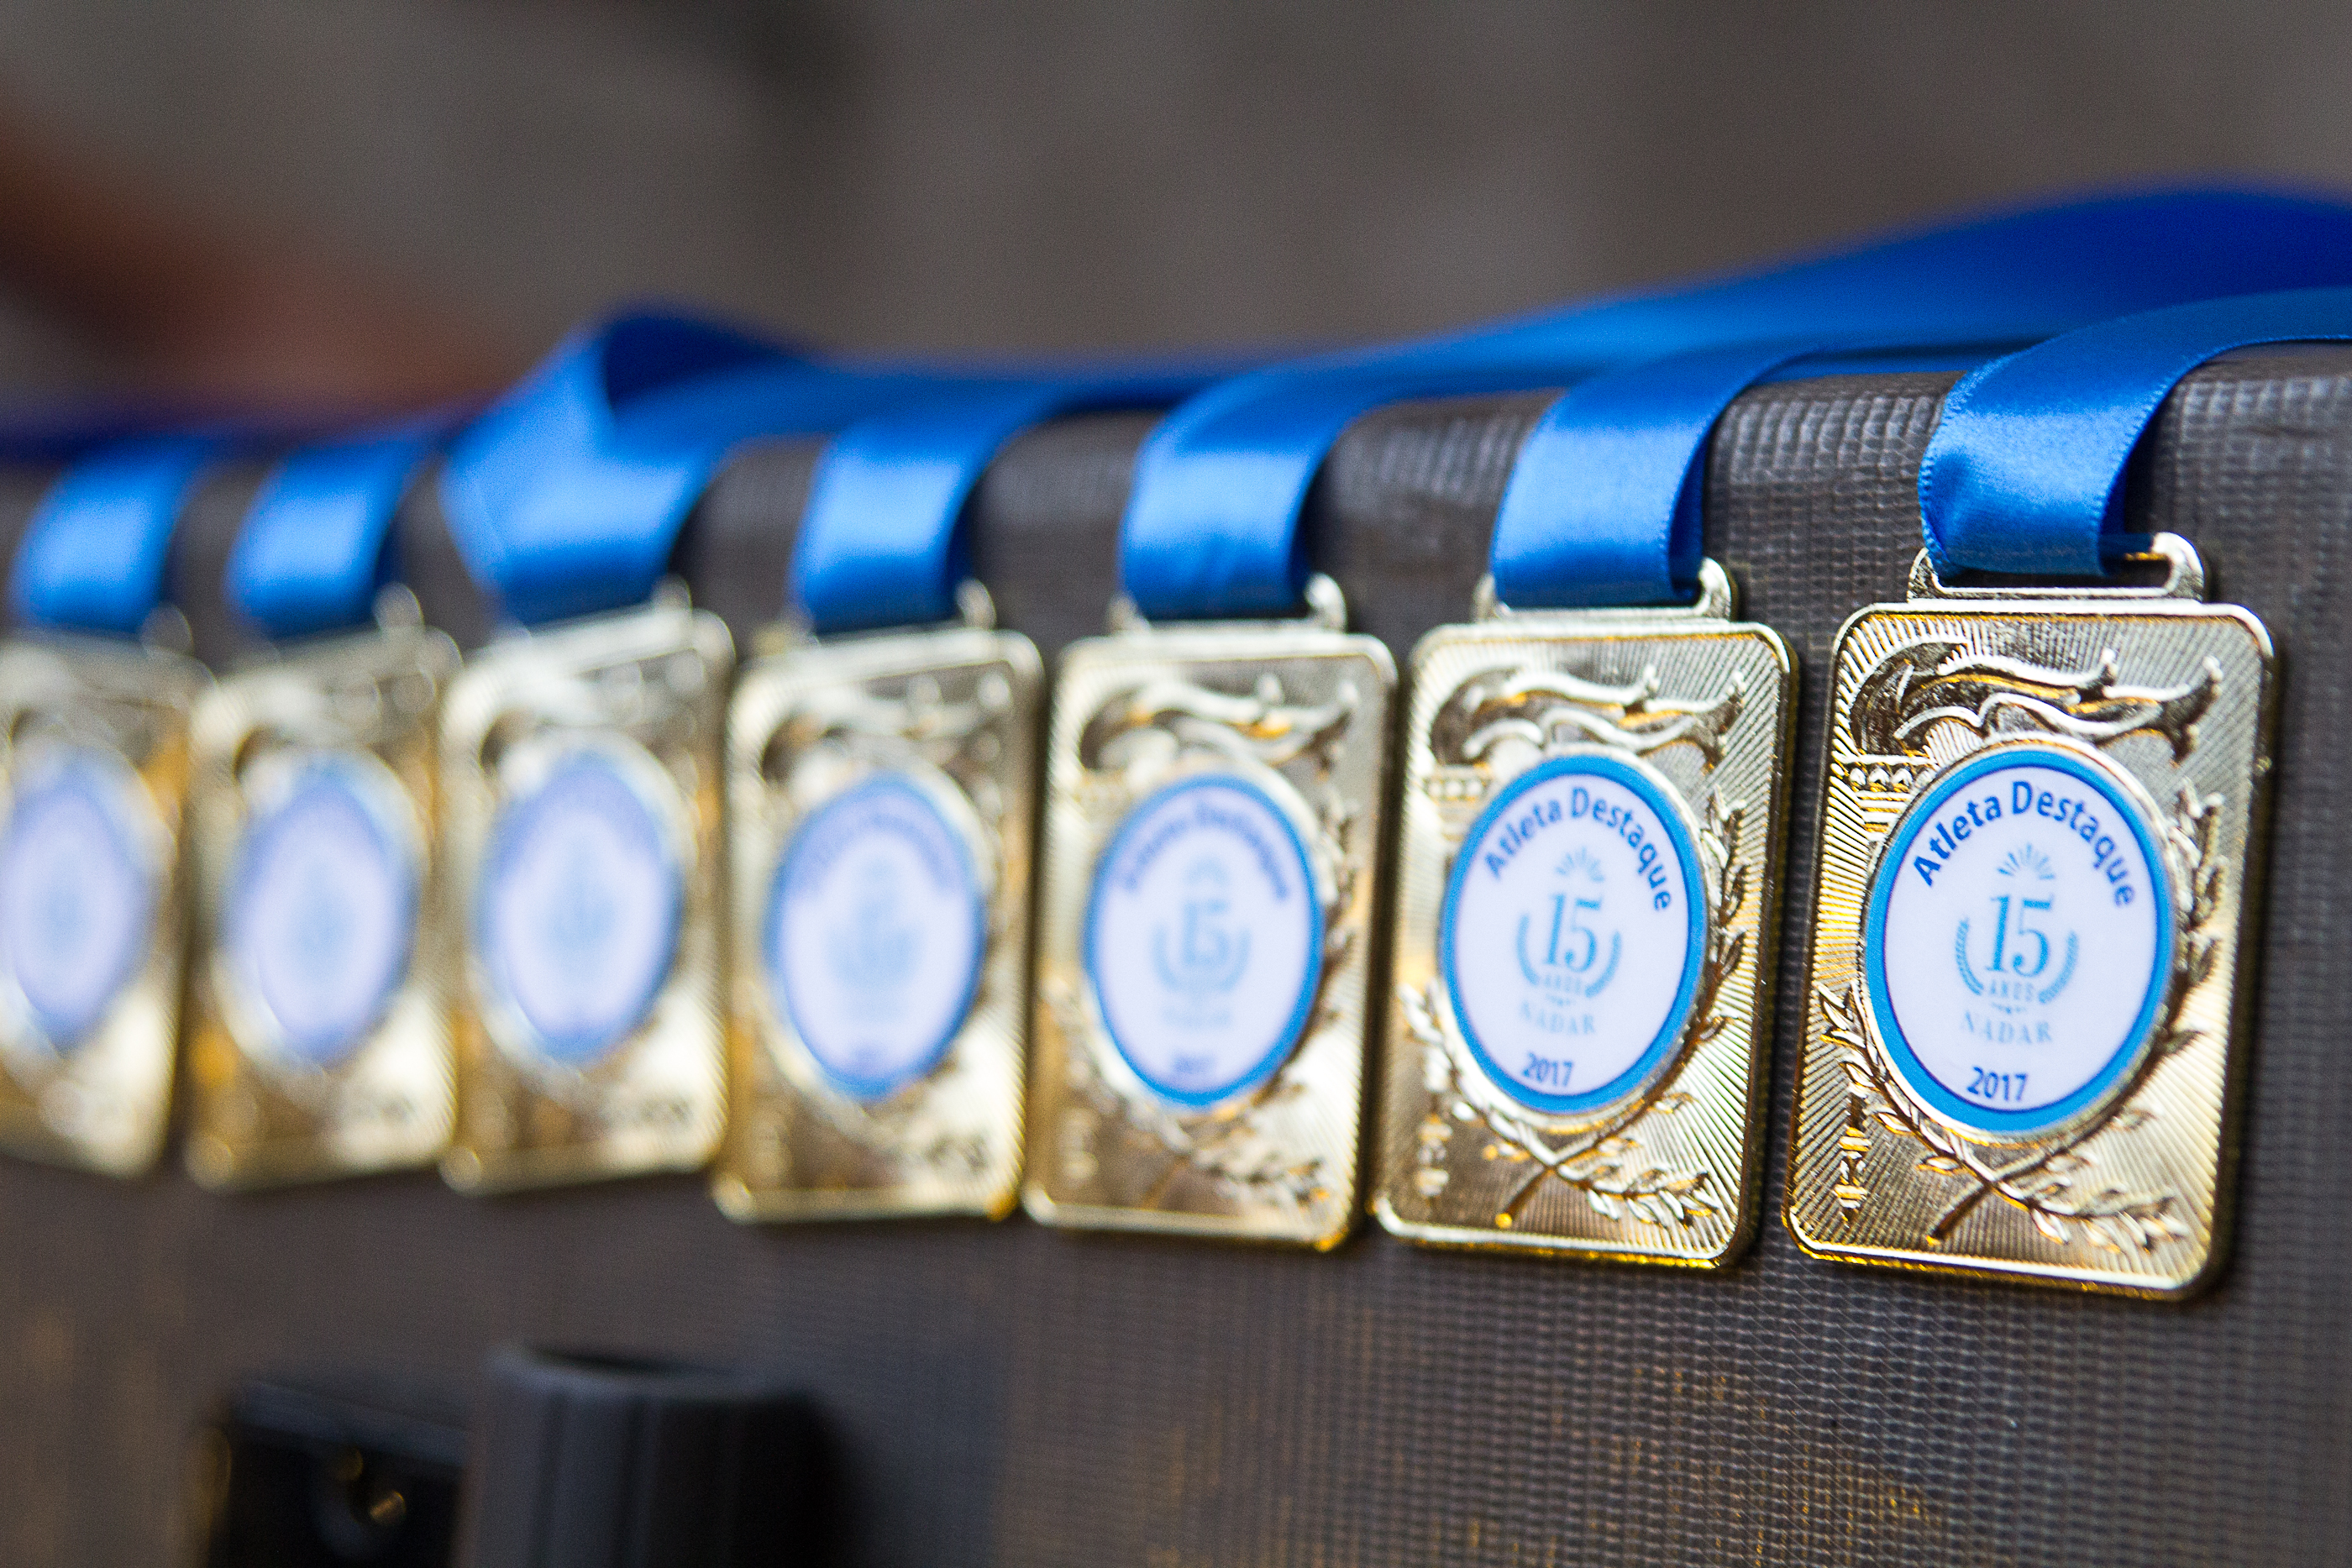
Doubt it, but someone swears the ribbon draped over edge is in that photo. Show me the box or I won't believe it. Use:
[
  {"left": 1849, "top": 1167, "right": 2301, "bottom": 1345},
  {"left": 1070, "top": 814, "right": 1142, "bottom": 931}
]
[
  {"left": 228, "top": 414, "right": 466, "bottom": 642},
  {"left": 439, "top": 312, "right": 954, "bottom": 627},
  {"left": 791, "top": 367, "right": 1239, "bottom": 636},
  {"left": 1120, "top": 189, "right": 2352, "bottom": 617},
  {"left": 13, "top": 436, "right": 223, "bottom": 637},
  {"left": 1921, "top": 286, "right": 2352, "bottom": 577}
]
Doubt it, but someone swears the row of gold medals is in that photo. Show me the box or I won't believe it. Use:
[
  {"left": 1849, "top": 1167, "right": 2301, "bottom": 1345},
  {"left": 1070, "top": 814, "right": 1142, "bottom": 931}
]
[{"left": 0, "top": 480, "right": 2268, "bottom": 1298}]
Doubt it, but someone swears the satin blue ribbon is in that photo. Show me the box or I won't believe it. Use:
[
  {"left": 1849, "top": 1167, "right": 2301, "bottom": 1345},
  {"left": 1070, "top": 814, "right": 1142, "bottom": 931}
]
[
  {"left": 12, "top": 436, "right": 223, "bottom": 636},
  {"left": 228, "top": 415, "right": 463, "bottom": 642},
  {"left": 1921, "top": 287, "right": 2352, "bottom": 577},
  {"left": 1121, "top": 188, "right": 2352, "bottom": 618},
  {"left": 792, "top": 370, "right": 1231, "bottom": 635},
  {"left": 440, "top": 312, "right": 967, "bottom": 627}
]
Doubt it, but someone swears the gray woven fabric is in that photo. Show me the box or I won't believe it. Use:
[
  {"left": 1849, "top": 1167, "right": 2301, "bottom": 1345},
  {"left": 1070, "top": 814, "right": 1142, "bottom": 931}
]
[{"left": 2, "top": 351, "right": 2349, "bottom": 1565}]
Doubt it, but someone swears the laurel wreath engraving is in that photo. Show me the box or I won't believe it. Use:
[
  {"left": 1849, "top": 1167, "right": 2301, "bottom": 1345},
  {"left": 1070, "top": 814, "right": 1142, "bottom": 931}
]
[
  {"left": 1051, "top": 674, "right": 1362, "bottom": 1212},
  {"left": 1824, "top": 782, "right": 2223, "bottom": 1252},
  {"left": 1399, "top": 788, "right": 1746, "bottom": 1231},
  {"left": 822, "top": 1077, "right": 993, "bottom": 1177}
]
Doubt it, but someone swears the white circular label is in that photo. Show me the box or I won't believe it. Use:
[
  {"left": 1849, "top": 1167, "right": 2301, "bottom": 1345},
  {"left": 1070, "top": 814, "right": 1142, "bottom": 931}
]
[
  {"left": 225, "top": 754, "right": 419, "bottom": 1067},
  {"left": 1441, "top": 753, "right": 1706, "bottom": 1115},
  {"left": 0, "top": 748, "right": 155, "bottom": 1050},
  {"left": 476, "top": 747, "right": 682, "bottom": 1066},
  {"left": 767, "top": 772, "right": 984, "bottom": 1101},
  {"left": 1865, "top": 742, "right": 2172, "bottom": 1138},
  {"left": 1084, "top": 774, "right": 1322, "bottom": 1106}
]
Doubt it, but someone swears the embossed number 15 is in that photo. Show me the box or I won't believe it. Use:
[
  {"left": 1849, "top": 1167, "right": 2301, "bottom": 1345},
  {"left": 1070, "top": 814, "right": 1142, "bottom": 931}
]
[
  {"left": 1987, "top": 894, "right": 2051, "bottom": 978},
  {"left": 1542, "top": 893, "right": 1602, "bottom": 973}
]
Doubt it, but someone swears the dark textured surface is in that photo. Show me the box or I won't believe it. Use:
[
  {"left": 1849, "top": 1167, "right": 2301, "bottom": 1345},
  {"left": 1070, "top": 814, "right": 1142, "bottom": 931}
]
[
  {"left": 465, "top": 1349, "right": 828, "bottom": 1568},
  {"left": 6, "top": 352, "right": 2352, "bottom": 1564}
]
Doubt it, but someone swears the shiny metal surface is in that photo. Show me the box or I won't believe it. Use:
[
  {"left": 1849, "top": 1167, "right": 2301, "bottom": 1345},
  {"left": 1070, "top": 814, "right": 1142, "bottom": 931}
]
[
  {"left": 0, "top": 633, "right": 207, "bottom": 1176},
  {"left": 1787, "top": 554, "right": 2275, "bottom": 1295},
  {"left": 1026, "top": 606, "right": 1394, "bottom": 1246},
  {"left": 438, "top": 597, "right": 734, "bottom": 1193},
  {"left": 183, "top": 621, "right": 459, "bottom": 1188},
  {"left": 716, "top": 624, "right": 1040, "bottom": 1222},
  {"left": 1375, "top": 570, "right": 1793, "bottom": 1264}
]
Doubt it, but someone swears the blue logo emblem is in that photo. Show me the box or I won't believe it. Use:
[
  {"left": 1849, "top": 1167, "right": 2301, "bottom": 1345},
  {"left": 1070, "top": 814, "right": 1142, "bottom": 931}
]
[
  {"left": 768, "top": 771, "right": 984, "bottom": 1102},
  {"left": 476, "top": 747, "right": 683, "bottom": 1067},
  {"left": 1515, "top": 847, "right": 1621, "bottom": 1004},
  {"left": 828, "top": 858, "right": 922, "bottom": 997},
  {"left": 1952, "top": 845, "right": 2079, "bottom": 1015},
  {"left": 0, "top": 749, "right": 156, "bottom": 1051},
  {"left": 1440, "top": 752, "right": 1705, "bottom": 1116},
  {"left": 1085, "top": 774, "right": 1323, "bottom": 1108},
  {"left": 1863, "top": 742, "right": 2171, "bottom": 1138},
  {"left": 1151, "top": 857, "right": 1252, "bottom": 1025},
  {"left": 539, "top": 837, "right": 621, "bottom": 984},
  {"left": 226, "top": 755, "right": 418, "bottom": 1066}
]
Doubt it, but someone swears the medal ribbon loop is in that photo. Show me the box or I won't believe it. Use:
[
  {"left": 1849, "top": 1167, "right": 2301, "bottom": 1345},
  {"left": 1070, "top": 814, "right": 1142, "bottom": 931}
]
[
  {"left": 1920, "top": 286, "right": 2352, "bottom": 577},
  {"left": 13, "top": 435, "right": 223, "bottom": 637},
  {"left": 438, "top": 312, "right": 963, "bottom": 627},
  {"left": 228, "top": 414, "right": 465, "bottom": 642},
  {"left": 1121, "top": 190, "right": 2352, "bottom": 619},
  {"left": 791, "top": 367, "right": 1240, "bottom": 637}
]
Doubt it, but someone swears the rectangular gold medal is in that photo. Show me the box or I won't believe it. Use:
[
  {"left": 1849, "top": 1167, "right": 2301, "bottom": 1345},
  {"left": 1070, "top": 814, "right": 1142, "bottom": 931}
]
[
  {"left": 439, "top": 589, "right": 734, "bottom": 1192},
  {"left": 184, "top": 602, "right": 461, "bottom": 1188},
  {"left": 1025, "top": 578, "right": 1393, "bottom": 1247},
  {"left": 1373, "top": 562, "right": 1793, "bottom": 1264},
  {"left": 714, "top": 591, "right": 1038, "bottom": 1221},
  {"left": 0, "top": 633, "right": 207, "bottom": 1175},
  {"left": 1786, "top": 538, "right": 2272, "bottom": 1295}
]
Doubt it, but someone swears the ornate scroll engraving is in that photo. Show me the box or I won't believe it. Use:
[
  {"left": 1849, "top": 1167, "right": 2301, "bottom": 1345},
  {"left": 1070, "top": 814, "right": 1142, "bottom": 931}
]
[
  {"left": 769, "top": 669, "right": 1005, "bottom": 769},
  {"left": 1061, "top": 673, "right": 1362, "bottom": 1213},
  {"left": 1431, "top": 663, "right": 1745, "bottom": 772},
  {"left": 1079, "top": 673, "right": 1357, "bottom": 774},
  {"left": 1851, "top": 639, "right": 2219, "bottom": 762},
  {"left": 1822, "top": 783, "right": 2223, "bottom": 1252},
  {"left": 1399, "top": 787, "right": 1743, "bottom": 1230}
]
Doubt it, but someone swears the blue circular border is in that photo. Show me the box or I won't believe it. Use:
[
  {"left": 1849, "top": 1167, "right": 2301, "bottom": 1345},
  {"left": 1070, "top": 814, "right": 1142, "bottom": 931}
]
[
  {"left": 225, "top": 755, "right": 419, "bottom": 1067},
  {"left": 764, "top": 770, "right": 987, "bottom": 1104},
  {"left": 1439, "top": 752, "right": 1709, "bottom": 1117},
  {"left": 0, "top": 749, "right": 155, "bottom": 1050},
  {"left": 475, "top": 747, "right": 684, "bottom": 1067},
  {"left": 1861, "top": 742, "right": 2176, "bottom": 1139},
  {"left": 1083, "top": 772, "right": 1326, "bottom": 1109}
]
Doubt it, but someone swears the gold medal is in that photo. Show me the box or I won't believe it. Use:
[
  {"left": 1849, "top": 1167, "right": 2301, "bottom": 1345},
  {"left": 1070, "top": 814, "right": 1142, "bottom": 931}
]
[
  {"left": 1372, "top": 562, "right": 1792, "bottom": 1264},
  {"left": 1786, "top": 538, "right": 2272, "bottom": 1294},
  {"left": 439, "top": 586, "right": 733, "bottom": 1192},
  {"left": 1025, "top": 576, "right": 1393, "bottom": 1247},
  {"left": 0, "top": 631, "right": 207, "bottom": 1175},
  {"left": 714, "top": 585, "right": 1037, "bottom": 1221},
  {"left": 183, "top": 593, "right": 460, "bottom": 1188}
]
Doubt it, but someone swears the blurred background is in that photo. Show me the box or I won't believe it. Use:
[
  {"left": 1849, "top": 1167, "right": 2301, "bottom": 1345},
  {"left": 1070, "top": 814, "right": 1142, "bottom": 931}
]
[
  {"left": 2, "top": 5, "right": 2349, "bottom": 1562},
  {"left": 1, "top": 0, "right": 2348, "bottom": 412}
]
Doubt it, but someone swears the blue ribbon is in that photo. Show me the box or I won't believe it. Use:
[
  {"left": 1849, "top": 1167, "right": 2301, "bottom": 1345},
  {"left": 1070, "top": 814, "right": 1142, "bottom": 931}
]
[
  {"left": 1121, "top": 189, "right": 2352, "bottom": 618},
  {"left": 791, "top": 370, "right": 1233, "bottom": 636},
  {"left": 1921, "top": 287, "right": 2352, "bottom": 577},
  {"left": 228, "top": 415, "right": 462, "bottom": 642},
  {"left": 12, "top": 435, "right": 223, "bottom": 636},
  {"left": 439, "top": 311, "right": 964, "bottom": 627}
]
